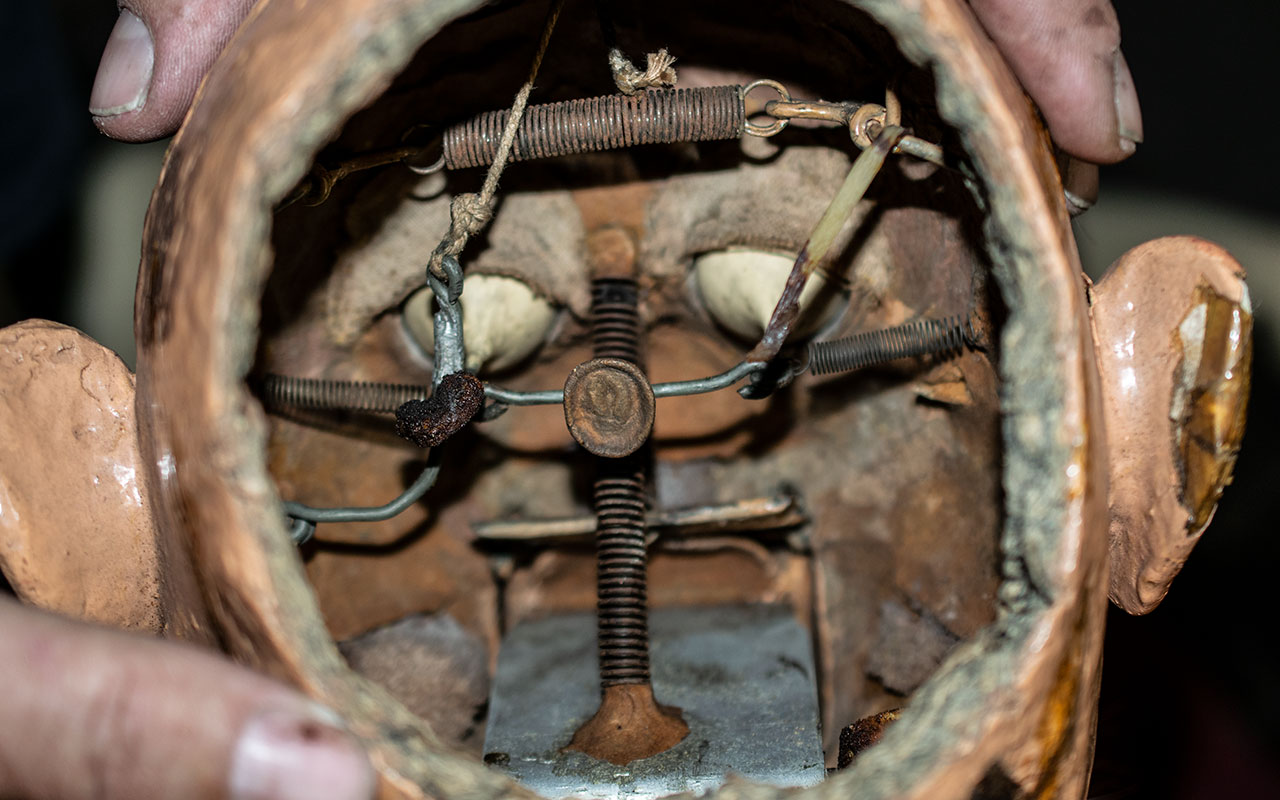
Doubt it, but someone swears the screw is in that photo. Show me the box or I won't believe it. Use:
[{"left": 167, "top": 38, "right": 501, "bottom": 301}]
[
  {"left": 564, "top": 231, "right": 688, "bottom": 765},
  {"left": 586, "top": 276, "right": 652, "bottom": 688}
]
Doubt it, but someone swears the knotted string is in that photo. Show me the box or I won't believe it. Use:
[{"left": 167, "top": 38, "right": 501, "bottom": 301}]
[{"left": 428, "top": 0, "right": 566, "bottom": 280}]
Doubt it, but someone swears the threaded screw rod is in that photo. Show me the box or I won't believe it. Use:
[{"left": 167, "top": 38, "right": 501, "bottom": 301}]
[
  {"left": 258, "top": 374, "right": 429, "bottom": 414},
  {"left": 585, "top": 276, "right": 654, "bottom": 687},
  {"left": 807, "top": 314, "right": 976, "bottom": 376}
]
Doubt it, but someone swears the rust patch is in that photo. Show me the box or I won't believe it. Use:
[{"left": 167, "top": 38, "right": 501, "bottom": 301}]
[
  {"left": 585, "top": 227, "right": 640, "bottom": 280},
  {"left": 563, "top": 683, "right": 690, "bottom": 765},
  {"left": 394, "top": 372, "right": 484, "bottom": 448},
  {"left": 1031, "top": 605, "right": 1089, "bottom": 800},
  {"left": 837, "top": 708, "right": 902, "bottom": 768}
]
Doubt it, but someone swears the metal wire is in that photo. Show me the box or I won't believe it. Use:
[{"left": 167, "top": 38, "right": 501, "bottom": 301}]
[
  {"left": 276, "top": 256, "right": 467, "bottom": 545},
  {"left": 284, "top": 452, "right": 442, "bottom": 544},
  {"left": 651, "top": 361, "right": 765, "bottom": 398},
  {"left": 484, "top": 384, "right": 565, "bottom": 406},
  {"left": 263, "top": 361, "right": 768, "bottom": 414},
  {"left": 807, "top": 314, "right": 974, "bottom": 376}
]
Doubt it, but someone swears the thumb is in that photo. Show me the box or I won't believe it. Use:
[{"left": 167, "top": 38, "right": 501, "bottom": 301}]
[
  {"left": 968, "top": 0, "right": 1143, "bottom": 164},
  {"left": 90, "top": 0, "right": 259, "bottom": 142},
  {"left": 0, "top": 598, "right": 375, "bottom": 800}
]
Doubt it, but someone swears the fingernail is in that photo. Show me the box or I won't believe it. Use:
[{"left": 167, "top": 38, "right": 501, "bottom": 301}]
[
  {"left": 1113, "top": 50, "right": 1143, "bottom": 153},
  {"left": 89, "top": 9, "right": 154, "bottom": 117},
  {"left": 1057, "top": 154, "right": 1099, "bottom": 216},
  {"left": 230, "top": 708, "right": 376, "bottom": 800}
]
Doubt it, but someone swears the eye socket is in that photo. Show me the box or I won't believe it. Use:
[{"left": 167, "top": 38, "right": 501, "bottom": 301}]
[
  {"left": 403, "top": 274, "right": 557, "bottom": 374},
  {"left": 693, "top": 248, "right": 848, "bottom": 341}
]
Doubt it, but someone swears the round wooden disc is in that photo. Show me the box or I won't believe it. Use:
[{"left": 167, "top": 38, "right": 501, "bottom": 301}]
[{"left": 563, "top": 357, "right": 655, "bottom": 458}]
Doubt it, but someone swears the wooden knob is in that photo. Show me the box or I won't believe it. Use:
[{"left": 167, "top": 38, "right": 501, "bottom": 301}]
[{"left": 563, "top": 358, "right": 655, "bottom": 458}]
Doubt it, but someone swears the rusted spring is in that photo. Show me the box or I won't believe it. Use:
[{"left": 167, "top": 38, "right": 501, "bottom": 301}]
[
  {"left": 258, "top": 374, "right": 428, "bottom": 414},
  {"left": 441, "top": 85, "right": 745, "bottom": 170},
  {"left": 807, "top": 314, "right": 975, "bottom": 376},
  {"left": 594, "top": 467, "right": 651, "bottom": 685},
  {"left": 588, "top": 274, "right": 652, "bottom": 686},
  {"left": 591, "top": 279, "right": 643, "bottom": 362}
]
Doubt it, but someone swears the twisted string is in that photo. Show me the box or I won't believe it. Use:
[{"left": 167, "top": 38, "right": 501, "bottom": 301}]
[
  {"left": 428, "top": 0, "right": 566, "bottom": 279},
  {"left": 608, "top": 47, "right": 677, "bottom": 95}
]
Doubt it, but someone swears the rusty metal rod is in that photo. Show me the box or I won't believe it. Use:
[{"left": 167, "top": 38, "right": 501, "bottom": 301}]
[{"left": 808, "top": 314, "right": 975, "bottom": 375}]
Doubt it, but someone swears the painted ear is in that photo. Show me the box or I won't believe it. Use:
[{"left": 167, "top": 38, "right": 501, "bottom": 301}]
[
  {"left": 0, "top": 320, "right": 163, "bottom": 632},
  {"left": 1090, "top": 237, "right": 1251, "bottom": 615}
]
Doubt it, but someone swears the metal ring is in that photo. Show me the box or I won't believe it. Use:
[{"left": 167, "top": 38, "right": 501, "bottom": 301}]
[
  {"left": 742, "top": 79, "right": 792, "bottom": 138},
  {"left": 400, "top": 125, "right": 446, "bottom": 174},
  {"left": 427, "top": 255, "right": 465, "bottom": 305},
  {"left": 405, "top": 152, "right": 446, "bottom": 175},
  {"left": 848, "top": 102, "right": 887, "bottom": 149},
  {"left": 883, "top": 86, "right": 902, "bottom": 127}
]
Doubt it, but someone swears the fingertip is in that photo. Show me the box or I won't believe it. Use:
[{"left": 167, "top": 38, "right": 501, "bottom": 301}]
[
  {"left": 970, "top": 0, "right": 1143, "bottom": 165},
  {"left": 1047, "top": 47, "right": 1143, "bottom": 165},
  {"left": 89, "top": 5, "right": 182, "bottom": 142},
  {"left": 230, "top": 709, "right": 378, "bottom": 800},
  {"left": 91, "top": 102, "right": 185, "bottom": 143},
  {"left": 0, "top": 601, "right": 376, "bottom": 800},
  {"left": 90, "top": 0, "right": 257, "bottom": 142}
]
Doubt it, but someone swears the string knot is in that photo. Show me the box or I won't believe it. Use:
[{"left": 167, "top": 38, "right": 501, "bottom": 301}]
[
  {"left": 426, "top": 0, "right": 562, "bottom": 281},
  {"left": 430, "top": 193, "right": 496, "bottom": 278},
  {"left": 609, "top": 48, "right": 677, "bottom": 95},
  {"left": 452, "top": 193, "right": 493, "bottom": 233}
]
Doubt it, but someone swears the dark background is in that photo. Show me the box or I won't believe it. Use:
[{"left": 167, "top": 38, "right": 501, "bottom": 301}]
[{"left": 1, "top": 2, "right": 1276, "bottom": 797}]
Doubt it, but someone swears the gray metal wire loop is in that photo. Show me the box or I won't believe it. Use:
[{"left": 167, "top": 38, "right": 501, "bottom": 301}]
[
  {"left": 279, "top": 255, "right": 467, "bottom": 545},
  {"left": 284, "top": 453, "right": 442, "bottom": 544}
]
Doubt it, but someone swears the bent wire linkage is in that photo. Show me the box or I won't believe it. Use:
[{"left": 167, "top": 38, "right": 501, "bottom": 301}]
[
  {"left": 279, "top": 256, "right": 469, "bottom": 544},
  {"left": 262, "top": 312, "right": 979, "bottom": 421},
  {"left": 266, "top": 315, "right": 976, "bottom": 544}
]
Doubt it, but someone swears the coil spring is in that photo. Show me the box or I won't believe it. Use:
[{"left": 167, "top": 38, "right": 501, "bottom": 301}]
[
  {"left": 591, "top": 278, "right": 643, "bottom": 362},
  {"left": 259, "top": 374, "right": 429, "bottom": 414},
  {"left": 587, "top": 275, "right": 653, "bottom": 686},
  {"left": 443, "top": 85, "right": 745, "bottom": 170},
  {"left": 808, "top": 315, "right": 974, "bottom": 376},
  {"left": 594, "top": 467, "right": 651, "bottom": 685}
]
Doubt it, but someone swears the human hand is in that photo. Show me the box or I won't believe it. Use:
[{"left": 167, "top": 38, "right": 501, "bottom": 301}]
[
  {"left": 0, "top": 598, "right": 375, "bottom": 800},
  {"left": 89, "top": 0, "right": 259, "bottom": 142},
  {"left": 89, "top": 0, "right": 1143, "bottom": 163},
  {"left": 969, "top": 0, "right": 1143, "bottom": 165}
]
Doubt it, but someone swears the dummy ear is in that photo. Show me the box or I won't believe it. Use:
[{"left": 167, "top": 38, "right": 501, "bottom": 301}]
[
  {"left": 0, "top": 320, "right": 164, "bottom": 633},
  {"left": 1090, "top": 237, "right": 1250, "bottom": 615}
]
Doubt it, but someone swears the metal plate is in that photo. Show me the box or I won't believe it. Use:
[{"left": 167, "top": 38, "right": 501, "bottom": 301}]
[{"left": 482, "top": 604, "right": 826, "bottom": 799}]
